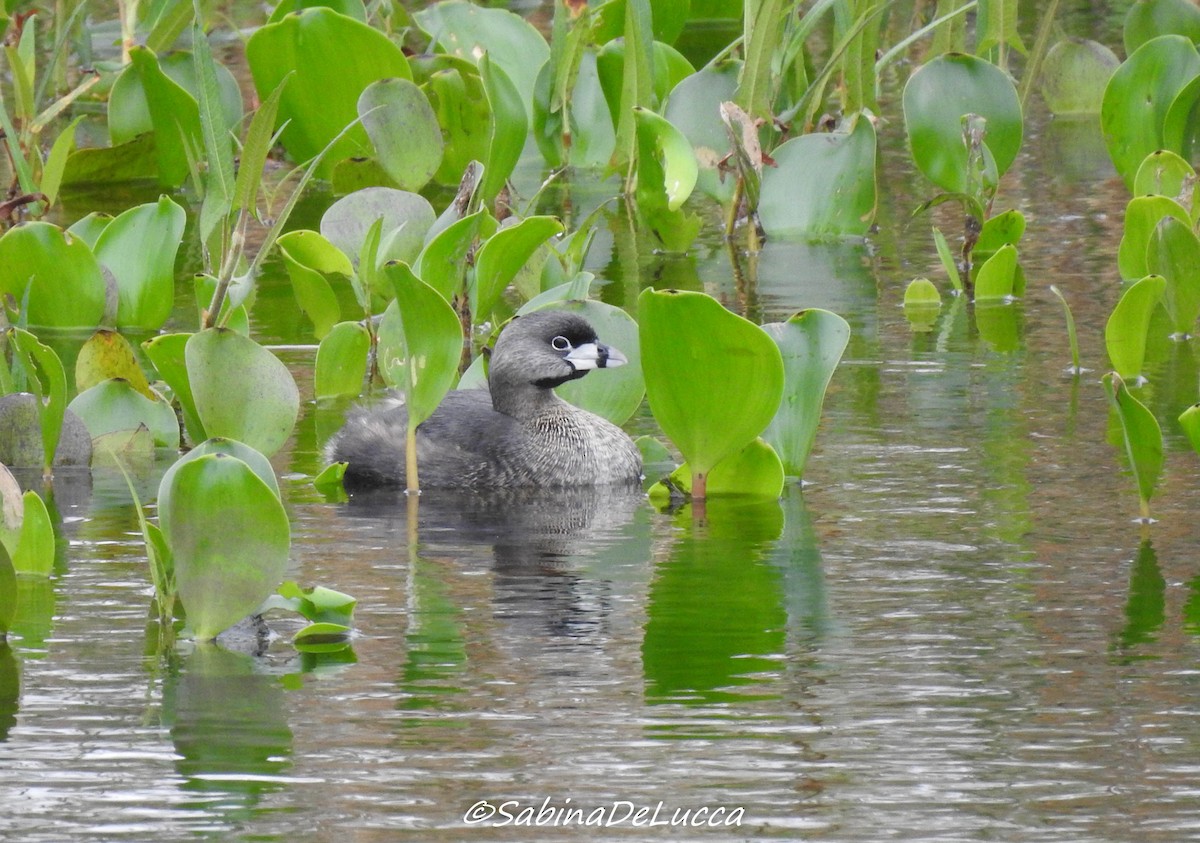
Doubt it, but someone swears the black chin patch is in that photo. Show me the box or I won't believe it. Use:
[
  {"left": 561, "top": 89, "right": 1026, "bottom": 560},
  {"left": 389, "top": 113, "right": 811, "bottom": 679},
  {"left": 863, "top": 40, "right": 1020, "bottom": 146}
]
[{"left": 533, "top": 368, "right": 589, "bottom": 389}]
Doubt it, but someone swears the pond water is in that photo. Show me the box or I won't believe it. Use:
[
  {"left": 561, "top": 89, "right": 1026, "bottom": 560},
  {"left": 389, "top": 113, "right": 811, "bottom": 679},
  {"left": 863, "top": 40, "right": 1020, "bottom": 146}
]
[{"left": 7, "top": 13, "right": 1200, "bottom": 843}]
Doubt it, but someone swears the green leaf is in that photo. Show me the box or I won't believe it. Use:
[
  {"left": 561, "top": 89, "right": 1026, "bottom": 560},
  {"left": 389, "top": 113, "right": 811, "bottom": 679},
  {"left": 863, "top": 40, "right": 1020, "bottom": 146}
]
[
  {"left": 377, "top": 264, "right": 463, "bottom": 427},
  {"left": 418, "top": 58, "right": 492, "bottom": 185},
  {"left": 1105, "top": 274, "right": 1167, "bottom": 381},
  {"left": 761, "top": 309, "right": 851, "bottom": 477},
  {"left": 192, "top": 23, "right": 236, "bottom": 243},
  {"left": 633, "top": 107, "right": 697, "bottom": 212},
  {"left": 59, "top": 133, "right": 159, "bottom": 189},
  {"left": 549, "top": 299, "right": 645, "bottom": 426},
  {"left": 1119, "top": 194, "right": 1192, "bottom": 280},
  {"left": 0, "top": 223, "right": 107, "bottom": 329},
  {"left": 314, "top": 321, "right": 370, "bottom": 400},
  {"left": 414, "top": 209, "right": 486, "bottom": 303},
  {"left": 245, "top": 7, "right": 411, "bottom": 177},
  {"left": 975, "top": 208, "right": 1026, "bottom": 253},
  {"left": 41, "top": 115, "right": 84, "bottom": 206},
  {"left": 75, "top": 330, "right": 154, "bottom": 398},
  {"left": 0, "top": 541, "right": 15, "bottom": 637},
  {"left": 68, "top": 379, "right": 179, "bottom": 449},
  {"left": 976, "top": 0, "right": 1026, "bottom": 56},
  {"left": 974, "top": 243, "right": 1020, "bottom": 301},
  {"left": 1039, "top": 38, "right": 1119, "bottom": 115},
  {"left": 1049, "top": 284, "right": 1083, "bottom": 374},
  {"left": 599, "top": 0, "right": 654, "bottom": 171},
  {"left": 1163, "top": 73, "right": 1200, "bottom": 164},
  {"left": 1102, "top": 372, "right": 1163, "bottom": 520},
  {"left": 663, "top": 61, "right": 741, "bottom": 202},
  {"left": 1145, "top": 215, "right": 1200, "bottom": 336},
  {"left": 9, "top": 329, "right": 67, "bottom": 474},
  {"left": 759, "top": 113, "right": 877, "bottom": 238},
  {"left": 638, "top": 288, "right": 784, "bottom": 495},
  {"left": 272, "top": 580, "right": 356, "bottom": 626},
  {"left": 931, "top": 226, "right": 964, "bottom": 292},
  {"left": 159, "top": 453, "right": 290, "bottom": 641},
  {"left": 292, "top": 621, "right": 353, "bottom": 652},
  {"left": 10, "top": 490, "right": 53, "bottom": 577},
  {"left": 233, "top": 77, "right": 288, "bottom": 218},
  {"left": 478, "top": 53, "right": 527, "bottom": 206},
  {"left": 359, "top": 77, "right": 443, "bottom": 192},
  {"left": 737, "top": 0, "right": 787, "bottom": 122},
  {"left": 473, "top": 216, "right": 564, "bottom": 320},
  {"left": 320, "top": 187, "right": 435, "bottom": 270},
  {"left": 1132, "top": 149, "right": 1196, "bottom": 201},
  {"left": 121, "top": 47, "right": 204, "bottom": 187},
  {"left": 1100, "top": 34, "right": 1200, "bottom": 190},
  {"left": 267, "top": 0, "right": 366, "bottom": 23},
  {"left": 142, "top": 333, "right": 205, "bottom": 445},
  {"left": 1125, "top": 0, "right": 1200, "bottom": 55},
  {"left": 1179, "top": 403, "right": 1200, "bottom": 454},
  {"left": 93, "top": 195, "right": 186, "bottom": 331},
  {"left": 277, "top": 230, "right": 352, "bottom": 340},
  {"left": 158, "top": 438, "right": 281, "bottom": 527},
  {"left": 903, "top": 52, "right": 1024, "bottom": 193},
  {"left": 655, "top": 439, "right": 785, "bottom": 499},
  {"left": 416, "top": 0, "right": 549, "bottom": 125},
  {"left": 185, "top": 329, "right": 300, "bottom": 457}
]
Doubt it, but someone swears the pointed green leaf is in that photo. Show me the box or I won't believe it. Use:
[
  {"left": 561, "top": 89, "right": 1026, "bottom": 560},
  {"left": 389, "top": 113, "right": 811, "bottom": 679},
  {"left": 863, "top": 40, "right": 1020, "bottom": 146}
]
[
  {"left": 1132, "top": 149, "right": 1196, "bottom": 201},
  {"left": 473, "top": 215, "right": 564, "bottom": 319},
  {"left": 122, "top": 48, "right": 204, "bottom": 186},
  {"left": 1102, "top": 372, "right": 1163, "bottom": 519},
  {"left": 638, "top": 288, "right": 784, "bottom": 483},
  {"left": 159, "top": 453, "right": 290, "bottom": 641},
  {"left": 277, "top": 230, "right": 352, "bottom": 340},
  {"left": 9, "top": 329, "right": 67, "bottom": 473},
  {"left": 192, "top": 23, "right": 236, "bottom": 241},
  {"left": 234, "top": 77, "right": 288, "bottom": 218},
  {"left": 414, "top": 209, "right": 486, "bottom": 302},
  {"left": 478, "top": 53, "right": 527, "bottom": 206},
  {"left": 761, "top": 309, "right": 850, "bottom": 477},
  {"left": 1179, "top": 403, "right": 1200, "bottom": 454},
  {"left": 185, "top": 329, "right": 300, "bottom": 456},
  {"left": 314, "top": 321, "right": 370, "bottom": 400},
  {"left": 1106, "top": 275, "right": 1167, "bottom": 380}
]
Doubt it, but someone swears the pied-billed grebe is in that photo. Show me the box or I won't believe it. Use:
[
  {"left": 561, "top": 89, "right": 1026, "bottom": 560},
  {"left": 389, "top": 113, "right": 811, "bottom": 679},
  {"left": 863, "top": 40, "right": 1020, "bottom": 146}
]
[{"left": 328, "top": 310, "right": 643, "bottom": 489}]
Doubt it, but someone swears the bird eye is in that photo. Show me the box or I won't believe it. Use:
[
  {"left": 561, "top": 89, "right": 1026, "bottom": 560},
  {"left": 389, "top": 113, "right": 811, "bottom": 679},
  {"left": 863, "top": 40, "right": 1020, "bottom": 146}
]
[{"left": 550, "top": 335, "right": 571, "bottom": 351}]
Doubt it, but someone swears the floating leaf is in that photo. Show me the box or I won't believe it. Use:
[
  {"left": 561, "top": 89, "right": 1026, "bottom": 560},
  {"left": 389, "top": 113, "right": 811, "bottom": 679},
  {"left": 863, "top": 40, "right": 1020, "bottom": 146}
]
[
  {"left": 268, "top": 580, "right": 356, "bottom": 626},
  {"left": 1101, "top": 34, "right": 1200, "bottom": 189},
  {"left": 1039, "top": 38, "right": 1119, "bottom": 115},
  {"left": 245, "top": 7, "right": 411, "bottom": 176},
  {"left": 185, "top": 329, "right": 300, "bottom": 457},
  {"left": 759, "top": 114, "right": 877, "bottom": 238},
  {"left": 903, "top": 52, "right": 1023, "bottom": 193},
  {"left": 314, "top": 321, "right": 370, "bottom": 400},
  {"left": 0, "top": 223, "right": 107, "bottom": 329},
  {"left": 159, "top": 453, "right": 290, "bottom": 641},
  {"left": 1106, "top": 275, "right": 1167, "bottom": 380},
  {"left": 1146, "top": 215, "right": 1200, "bottom": 335},
  {"left": 68, "top": 379, "right": 179, "bottom": 449},
  {"left": 292, "top": 621, "right": 353, "bottom": 652},
  {"left": 75, "top": 330, "right": 155, "bottom": 398},
  {"left": 359, "top": 77, "right": 443, "bottom": 192},
  {"left": 638, "top": 288, "right": 784, "bottom": 497},
  {"left": 93, "top": 195, "right": 186, "bottom": 331},
  {"left": 1102, "top": 372, "right": 1163, "bottom": 521}
]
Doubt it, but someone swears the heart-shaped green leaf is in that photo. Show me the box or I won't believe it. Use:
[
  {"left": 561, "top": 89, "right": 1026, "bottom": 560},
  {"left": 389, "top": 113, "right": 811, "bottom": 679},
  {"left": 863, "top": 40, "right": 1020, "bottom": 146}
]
[
  {"left": 277, "top": 230, "right": 353, "bottom": 340},
  {"left": 1118, "top": 194, "right": 1191, "bottom": 280}
]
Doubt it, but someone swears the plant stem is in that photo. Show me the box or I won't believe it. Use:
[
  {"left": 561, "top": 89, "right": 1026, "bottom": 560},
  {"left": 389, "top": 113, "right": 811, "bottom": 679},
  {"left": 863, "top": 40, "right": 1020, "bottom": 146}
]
[
  {"left": 691, "top": 470, "right": 707, "bottom": 501},
  {"left": 405, "top": 421, "right": 419, "bottom": 495}
]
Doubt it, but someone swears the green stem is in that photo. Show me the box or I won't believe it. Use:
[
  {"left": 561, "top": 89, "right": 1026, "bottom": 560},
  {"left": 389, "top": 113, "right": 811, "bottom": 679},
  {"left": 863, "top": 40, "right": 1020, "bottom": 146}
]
[{"left": 406, "top": 422, "right": 419, "bottom": 495}]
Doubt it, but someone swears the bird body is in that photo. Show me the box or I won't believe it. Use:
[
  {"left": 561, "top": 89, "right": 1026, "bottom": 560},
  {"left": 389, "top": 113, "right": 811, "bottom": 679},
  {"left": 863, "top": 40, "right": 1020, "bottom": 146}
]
[{"left": 328, "top": 311, "right": 643, "bottom": 489}]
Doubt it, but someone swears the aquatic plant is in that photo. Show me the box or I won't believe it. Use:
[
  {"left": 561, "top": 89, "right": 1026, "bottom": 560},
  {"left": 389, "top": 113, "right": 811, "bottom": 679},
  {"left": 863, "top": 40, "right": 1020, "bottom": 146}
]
[{"left": 1102, "top": 372, "right": 1163, "bottom": 524}]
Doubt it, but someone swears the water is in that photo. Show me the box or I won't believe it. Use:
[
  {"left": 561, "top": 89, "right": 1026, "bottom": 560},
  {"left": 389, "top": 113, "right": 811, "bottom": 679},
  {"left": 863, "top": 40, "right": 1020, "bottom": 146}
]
[{"left": 8, "top": 18, "right": 1200, "bottom": 843}]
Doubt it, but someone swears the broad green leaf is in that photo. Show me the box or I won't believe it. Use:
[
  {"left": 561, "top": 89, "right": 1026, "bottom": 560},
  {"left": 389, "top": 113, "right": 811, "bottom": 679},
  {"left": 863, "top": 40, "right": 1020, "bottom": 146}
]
[
  {"left": 473, "top": 216, "right": 564, "bottom": 319},
  {"left": 478, "top": 53, "right": 527, "bottom": 206},
  {"left": 359, "top": 77, "right": 443, "bottom": 192},
  {"left": 414, "top": 209, "right": 486, "bottom": 302},
  {"left": 1119, "top": 195, "right": 1191, "bottom": 280},
  {"left": 1133, "top": 149, "right": 1196, "bottom": 201},
  {"left": 67, "top": 379, "right": 179, "bottom": 449},
  {"left": 1146, "top": 215, "right": 1200, "bottom": 335},
  {"left": 903, "top": 52, "right": 1023, "bottom": 193},
  {"left": 377, "top": 263, "right": 463, "bottom": 427},
  {"left": 122, "top": 48, "right": 204, "bottom": 187},
  {"left": 654, "top": 439, "right": 786, "bottom": 500},
  {"left": 292, "top": 621, "right": 353, "bottom": 652},
  {"left": 633, "top": 107, "right": 697, "bottom": 212},
  {"left": 10, "top": 490, "right": 53, "bottom": 577},
  {"left": 268, "top": 0, "right": 367, "bottom": 24},
  {"left": 159, "top": 453, "right": 290, "bottom": 641},
  {"left": 245, "top": 7, "right": 411, "bottom": 177},
  {"left": 976, "top": 208, "right": 1026, "bottom": 253},
  {"left": 1179, "top": 403, "right": 1200, "bottom": 454},
  {"left": 277, "top": 230, "right": 352, "bottom": 340},
  {"left": 760, "top": 309, "right": 850, "bottom": 477},
  {"left": 1101, "top": 34, "right": 1200, "bottom": 189},
  {"left": 9, "top": 329, "right": 67, "bottom": 474},
  {"left": 66, "top": 213, "right": 111, "bottom": 250},
  {"left": 549, "top": 299, "right": 645, "bottom": 426},
  {"left": 638, "top": 288, "right": 784, "bottom": 494},
  {"left": 1106, "top": 275, "right": 1167, "bottom": 380},
  {"left": 108, "top": 48, "right": 241, "bottom": 147},
  {"left": 533, "top": 47, "right": 614, "bottom": 169},
  {"left": 158, "top": 437, "right": 281, "bottom": 522},
  {"left": 143, "top": 332, "right": 206, "bottom": 445},
  {"left": 1102, "top": 372, "right": 1163, "bottom": 519},
  {"left": 0, "top": 223, "right": 107, "bottom": 329},
  {"left": 1163, "top": 73, "right": 1200, "bottom": 165},
  {"left": 663, "top": 61, "right": 741, "bottom": 202},
  {"left": 759, "top": 113, "right": 877, "bottom": 238},
  {"left": 417, "top": 58, "right": 492, "bottom": 185},
  {"left": 320, "top": 187, "right": 435, "bottom": 270},
  {"left": 415, "top": 0, "right": 549, "bottom": 125},
  {"left": 1039, "top": 38, "right": 1119, "bottom": 115},
  {"left": 314, "top": 321, "right": 370, "bottom": 400},
  {"left": 93, "top": 196, "right": 186, "bottom": 331},
  {"left": 269, "top": 580, "right": 356, "bottom": 626},
  {"left": 75, "top": 331, "right": 154, "bottom": 398},
  {"left": 1125, "top": 0, "right": 1200, "bottom": 54},
  {"left": 974, "top": 243, "right": 1020, "bottom": 301},
  {"left": 185, "top": 329, "right": 300, "bottom": 457},
  {"left": 59, "top": 133, "right": 159, "bottom": 189}
]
